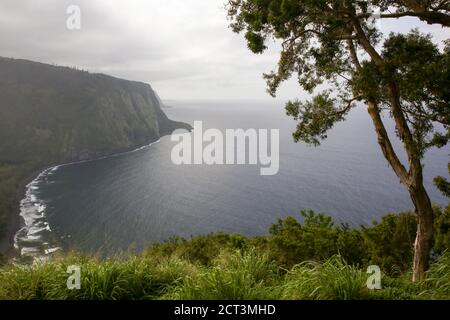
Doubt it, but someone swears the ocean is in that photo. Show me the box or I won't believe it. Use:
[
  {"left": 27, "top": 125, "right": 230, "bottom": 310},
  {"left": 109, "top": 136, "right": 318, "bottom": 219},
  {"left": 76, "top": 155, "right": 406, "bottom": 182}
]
[{"left": 14, "top": 100, "right": 449, "bottom": 259}]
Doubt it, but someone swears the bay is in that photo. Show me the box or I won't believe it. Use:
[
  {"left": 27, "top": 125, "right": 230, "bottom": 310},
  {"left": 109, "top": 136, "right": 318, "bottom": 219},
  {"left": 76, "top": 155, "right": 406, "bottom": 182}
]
[{"left": 17, "top": 100, "right": 449, "bottom": 256}]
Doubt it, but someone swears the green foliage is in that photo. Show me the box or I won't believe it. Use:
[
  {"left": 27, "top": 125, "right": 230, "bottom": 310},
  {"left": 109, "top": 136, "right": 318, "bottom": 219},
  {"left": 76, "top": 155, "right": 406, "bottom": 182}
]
[
  {"left": 354, "top": 31, "right": 450, "bottom": 154},
  {"left": 420, "top": 252, "right": 450, "bottom": 299},
  {"left": 435, "top": 176, "right": 450, "bottom": 198},
  {"left": 268, "top": 208, "right": 450, "bottom": 274},
  {"left": 145, "top": 233, "right": 249, "bottom": 266},
  {"left": 282, "top": 256, "right": 374, "bottom": 300},
  {"left": 362, "top": 212, "right": 417, "bottom": 274},
  {"left": 227, "top": 1, "right": 449, "bottom": 150},
  {"left": 0, "top": 254, "right": 196, "bottom": 300},
  {"left": 1, "top": 250, "right": 448, "bottom": 300},
  {"left": 268, "top": 210, "right": 367, "bottom": 268},
  {"left": 163, "top": 249, "right": 281, "bottom": 300},
  {"left": 1, "top": 208, "right": 450, "bottom": 300},
  {"left": 434, "top": 163, "right": 450, "bottom": 198},
  {"left": 244, "top": 31, "right": 267, "bottom": 53},
  {"left": 285, "top": 94, "right": 351, "bottom": 145},
  {"left": 434, "top": 204, "right": 450, "bottom": 254},
  {"left": 146, "top": 209, "right": 441, "bottom": 275}
]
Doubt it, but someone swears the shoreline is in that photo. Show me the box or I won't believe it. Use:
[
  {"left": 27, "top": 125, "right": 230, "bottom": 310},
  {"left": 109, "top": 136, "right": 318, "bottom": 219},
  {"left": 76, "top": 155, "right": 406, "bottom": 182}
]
[
  {"left": 0, "top": 136, "right": 165, "bottom": 259},
  {"left": 0, "top": 168, "right": 41, "bottom": 258}
]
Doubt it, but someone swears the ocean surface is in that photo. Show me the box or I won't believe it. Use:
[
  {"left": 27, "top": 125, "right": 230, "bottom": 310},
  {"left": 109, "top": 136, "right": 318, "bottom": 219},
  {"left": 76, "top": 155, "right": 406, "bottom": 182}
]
[{"left": 14, "top": 100, "right": 449, "bottom": 259}]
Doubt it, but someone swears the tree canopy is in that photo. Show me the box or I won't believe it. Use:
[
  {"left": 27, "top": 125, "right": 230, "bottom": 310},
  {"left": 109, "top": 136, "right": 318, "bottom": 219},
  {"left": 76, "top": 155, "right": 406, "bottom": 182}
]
[{"left": 228, "top": 0, "right": 449, "bottom": 151}]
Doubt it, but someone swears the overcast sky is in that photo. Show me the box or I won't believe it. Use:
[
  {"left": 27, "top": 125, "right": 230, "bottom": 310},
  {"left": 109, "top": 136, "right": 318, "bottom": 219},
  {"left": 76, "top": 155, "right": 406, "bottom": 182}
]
[{"left": 1, "top": 0, "right": 449, "bottom": 100}]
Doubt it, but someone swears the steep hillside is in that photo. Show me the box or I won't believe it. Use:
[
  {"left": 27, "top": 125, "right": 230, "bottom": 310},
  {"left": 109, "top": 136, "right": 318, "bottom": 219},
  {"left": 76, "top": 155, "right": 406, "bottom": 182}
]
[{"left": 0, "top": 57, "right": 191, "bottom": 251}]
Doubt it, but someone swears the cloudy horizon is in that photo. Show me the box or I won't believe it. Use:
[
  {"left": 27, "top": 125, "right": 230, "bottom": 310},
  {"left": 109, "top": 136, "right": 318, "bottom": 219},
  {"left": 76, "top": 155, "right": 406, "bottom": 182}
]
[{"left": 1, "top": 0, "right": 449, "bottom": 100}]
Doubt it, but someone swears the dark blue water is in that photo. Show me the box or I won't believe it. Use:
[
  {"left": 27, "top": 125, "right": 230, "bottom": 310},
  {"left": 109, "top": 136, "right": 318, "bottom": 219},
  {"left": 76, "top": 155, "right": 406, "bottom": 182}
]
[{"left": 18, "top": 100, "right": 449, "bottom": 256}]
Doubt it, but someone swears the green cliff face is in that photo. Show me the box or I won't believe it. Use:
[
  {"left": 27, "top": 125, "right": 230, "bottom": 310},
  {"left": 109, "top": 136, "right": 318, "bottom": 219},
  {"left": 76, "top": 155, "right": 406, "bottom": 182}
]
[
  {"left": 0, "top": 57, "right": 191, "bottom": 246},
  {"left": 0, "top": 57, "right": 190, "bottom": 164}
]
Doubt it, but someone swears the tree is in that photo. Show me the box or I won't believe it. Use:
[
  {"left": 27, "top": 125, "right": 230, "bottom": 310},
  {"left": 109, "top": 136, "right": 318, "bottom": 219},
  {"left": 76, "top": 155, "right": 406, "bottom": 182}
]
[
  {"left": 434, "top": 162, "right": 450, "bottom": 197},
  {"left": 227, "top": 0, "right": 450, "bottom": 282}
]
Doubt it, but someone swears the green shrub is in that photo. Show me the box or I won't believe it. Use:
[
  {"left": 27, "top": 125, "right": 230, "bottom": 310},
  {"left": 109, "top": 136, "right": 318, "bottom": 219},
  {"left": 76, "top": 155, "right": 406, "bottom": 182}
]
[
  {"left": 434, "top": 204, "right": 450, "bottom": 254},
  {"left": 362, "top": 212, "right": 417, "bottom": 274},
  {"left": 268, "top": 210, "right": 366, "bottom": 268},
  {"left": 145, "top": 233, "right": 249, "bottom": 266}
]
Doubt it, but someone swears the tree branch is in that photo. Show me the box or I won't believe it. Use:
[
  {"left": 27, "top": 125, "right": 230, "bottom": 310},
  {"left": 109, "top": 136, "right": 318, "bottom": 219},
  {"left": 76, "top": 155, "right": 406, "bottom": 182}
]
[
  {"left": 367, "top": 101, "right": 411, "bottom": 185},
  {"left": 349, "top": 14, "right": 421, "bottom": 180},
  {"left": 355, "top": 3, "right": 450, "bottom": 27},
  {"left": 347, "top": 40, "right": 362, "bottom": 71}
]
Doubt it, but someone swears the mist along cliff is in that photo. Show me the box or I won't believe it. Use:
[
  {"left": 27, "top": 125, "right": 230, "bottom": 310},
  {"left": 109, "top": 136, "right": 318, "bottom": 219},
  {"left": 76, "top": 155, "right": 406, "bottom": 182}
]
[{"left": 0, "top": 57, "right": 191, "bottom": 251}]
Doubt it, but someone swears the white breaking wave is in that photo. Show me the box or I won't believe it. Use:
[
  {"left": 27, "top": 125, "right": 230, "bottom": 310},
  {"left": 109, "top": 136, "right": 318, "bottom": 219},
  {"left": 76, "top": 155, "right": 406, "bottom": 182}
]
[
  {"left": 13, "top": 139, "right": 162, "bottom": 263},
  {"left": 13, "top": 168, "right": 61, "bottom": 262}
]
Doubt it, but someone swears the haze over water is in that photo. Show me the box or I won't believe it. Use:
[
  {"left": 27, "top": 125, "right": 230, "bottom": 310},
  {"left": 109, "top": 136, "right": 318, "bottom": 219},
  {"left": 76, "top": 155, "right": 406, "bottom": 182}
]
[{"left": 19, "top": 100, "right": 449, "bottom": 256}]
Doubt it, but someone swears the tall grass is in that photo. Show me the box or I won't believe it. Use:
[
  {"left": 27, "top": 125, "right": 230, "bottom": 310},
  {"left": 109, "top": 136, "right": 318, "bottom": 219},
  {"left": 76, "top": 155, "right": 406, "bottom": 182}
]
[
  {"left": 0, "top": 250, "right": 449, "bottom": 300},
  {"left": 163, "top": 249, "right": 281, "bottom": 300},
  {"left": 281, "top": 255, "right": 426, "bottom": 300},
  {"left": 419, "top": 251, "right": 450, "bottom": 299},
  {"left": 0, "top": 254, "right": 196, "bottom": 300},
  {"left": 282, "top": 256, "right": 371, "bottom": 300}
]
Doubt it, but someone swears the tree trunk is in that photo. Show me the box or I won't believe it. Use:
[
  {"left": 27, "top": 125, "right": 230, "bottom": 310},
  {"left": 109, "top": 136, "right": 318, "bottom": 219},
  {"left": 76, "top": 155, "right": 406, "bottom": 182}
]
[
  {"left": 350, "top": 13, "right": 436, "bottom": 282},
  {"left": 366, "top": 101, "right": 434, "bottom": 282},
  {"left": 410, "top": 182, "right": 434, "bottom": 282}
]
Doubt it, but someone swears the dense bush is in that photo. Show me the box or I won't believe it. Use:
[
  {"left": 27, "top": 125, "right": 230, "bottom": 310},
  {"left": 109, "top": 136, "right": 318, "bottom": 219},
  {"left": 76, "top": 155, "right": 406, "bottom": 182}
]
[
  {"left": 144, "top": 208, "right": 450, "bottom": 276},
  {"left": 267, "top": 210, "right": 367, "bottom": 268},
  {"left": 144, "top": 233, "right": 248, "bottom": 266},
  {"left": 267, "top": 208, "right": 450, "bottom": 274},
  {"left": 268, "top": 211, "right": 339, "bottom": 266},
  {"left": 434, "top": 204, "right": 450, "bottom": 254},
  {"left": 362, "top": 212, "right": 417, "bottom": 274}
]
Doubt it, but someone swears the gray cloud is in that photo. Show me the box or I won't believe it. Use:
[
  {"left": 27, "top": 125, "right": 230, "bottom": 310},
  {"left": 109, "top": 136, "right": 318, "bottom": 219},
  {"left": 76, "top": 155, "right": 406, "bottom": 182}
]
[{"left": 0, "top": 1, "right": 448, "bottom": 100}]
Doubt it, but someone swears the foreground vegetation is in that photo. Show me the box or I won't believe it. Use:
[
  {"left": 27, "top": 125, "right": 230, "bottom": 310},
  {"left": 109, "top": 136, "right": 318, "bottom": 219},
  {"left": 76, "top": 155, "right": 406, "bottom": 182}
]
[{"left": 0, "top": 206, "right": 449, "bottom": 300}]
